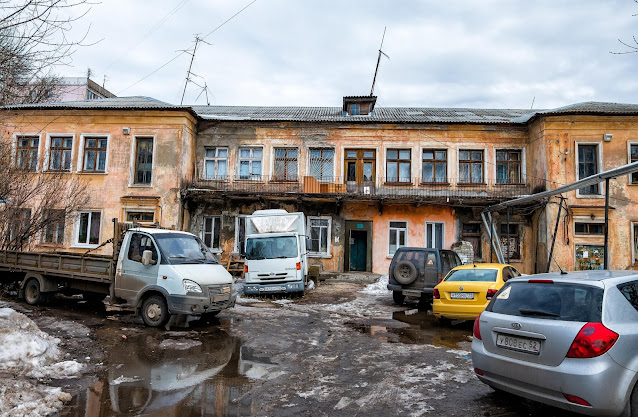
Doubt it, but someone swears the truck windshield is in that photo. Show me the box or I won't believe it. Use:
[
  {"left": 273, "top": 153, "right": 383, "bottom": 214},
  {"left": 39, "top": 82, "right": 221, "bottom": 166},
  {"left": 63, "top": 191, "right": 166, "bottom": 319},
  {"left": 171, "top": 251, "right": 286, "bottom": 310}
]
[
  {"left": 245, "top": 236, "right": 298, "bottom": 260},
  {"left": 154, "top": 233, "right": 219, "bottom": 265}
]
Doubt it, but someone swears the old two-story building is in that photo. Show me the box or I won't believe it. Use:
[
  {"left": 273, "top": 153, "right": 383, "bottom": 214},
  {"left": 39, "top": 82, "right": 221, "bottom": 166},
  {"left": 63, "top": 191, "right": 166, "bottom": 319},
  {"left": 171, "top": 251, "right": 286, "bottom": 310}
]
[{"left": 2, "top": 97, "right": 638, "bottom": 275}]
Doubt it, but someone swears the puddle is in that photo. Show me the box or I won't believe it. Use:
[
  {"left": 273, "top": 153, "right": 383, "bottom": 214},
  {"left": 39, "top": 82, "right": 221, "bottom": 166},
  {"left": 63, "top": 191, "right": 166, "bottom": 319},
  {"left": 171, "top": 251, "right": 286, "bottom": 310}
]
[
  {"left": 345, "top": 310, "right": 473, "bottom": 348},
  {"left": 59, "top": 328, "right": 274, "bottom": 416}
]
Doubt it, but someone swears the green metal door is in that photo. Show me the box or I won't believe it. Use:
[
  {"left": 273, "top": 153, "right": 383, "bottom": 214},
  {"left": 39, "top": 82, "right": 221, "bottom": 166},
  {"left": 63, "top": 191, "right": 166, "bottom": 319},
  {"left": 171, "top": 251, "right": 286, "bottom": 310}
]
[{"left": 349, "top": 230, "right": 367, "bottom": 272}]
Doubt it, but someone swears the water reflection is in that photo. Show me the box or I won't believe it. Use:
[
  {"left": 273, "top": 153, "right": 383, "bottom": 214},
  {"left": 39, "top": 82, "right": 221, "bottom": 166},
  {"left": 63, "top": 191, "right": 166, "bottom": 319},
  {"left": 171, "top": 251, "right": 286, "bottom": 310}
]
[{"left": 61, "top": 328, "right": 258, "bottom": 416}]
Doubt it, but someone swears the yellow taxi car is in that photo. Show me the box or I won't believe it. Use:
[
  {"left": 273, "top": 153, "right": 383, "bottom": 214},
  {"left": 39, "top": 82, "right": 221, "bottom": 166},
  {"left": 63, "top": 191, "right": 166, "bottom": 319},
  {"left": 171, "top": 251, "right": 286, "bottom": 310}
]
[{"left": 432, "top": 263, "right": 521, "bottom": 323}]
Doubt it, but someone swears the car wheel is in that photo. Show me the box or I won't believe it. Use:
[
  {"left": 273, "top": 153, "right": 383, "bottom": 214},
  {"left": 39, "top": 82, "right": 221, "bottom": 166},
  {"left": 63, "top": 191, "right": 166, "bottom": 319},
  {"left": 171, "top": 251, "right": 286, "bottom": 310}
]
[
  {"left": 392, "top": 291, "right": 405, "bottom": 305},
  {"left": 24, "top": 279, "right": 44, "bottom": 305},
  {"left": 141, "top": 295, "right": 170, "bottom": 328},
  {"left": 620, "top": 382, "right": 638, "bottom": 417},
  {"left": 393, "top": 260, "right": 418, "bottom": 285},
  {"left": 437, "top": 317, "right": 452, "bottom": 326}
]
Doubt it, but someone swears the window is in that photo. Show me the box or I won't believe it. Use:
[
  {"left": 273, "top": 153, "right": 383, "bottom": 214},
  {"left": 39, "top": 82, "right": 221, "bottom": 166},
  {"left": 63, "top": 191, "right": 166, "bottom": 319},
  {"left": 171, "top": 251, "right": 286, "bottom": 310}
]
[
  {"left": 238, "top": 147, "right": 262, "bottom": 180},
  {"left": 634, "top": 223, "right": 638, "bottom": 264},
  {"left": 422, "top": 149, "right": 447, "bottom": 183},
  {"left": 345, "top": 149, "right": 375, "bottom": 184},
  {"left": 308, "top": 217, "right": 331, "bottom": 256},
  {"left": 617, "top": 281, "right": 638, "bottom": 313},
  {"left": 309, "top": 148, "right": 334, "bottom": 182},
  {"left": 350, "top": 103, "right": 360, "bottom": 115},
  {"left": 496, "top": 150, "right": 522, "bottom": 184},
  {"left": 630, "top": 144, "right": 638, "bottom": 184},
  {"left": 499, "top": 224, "right": 521, "bottom": 260},
  {"left": 575, "top": 222, "right": 604, "bottom": 235},
  {"left": 126, "top": 212, "right": 155, "bottom": 223},
  {"left": 134, "top": 137, "right": 153, "bottom": 184},
  {"left": 48, "top": 136, "right": 73, "bottom": 171},
  {"left": 203, "top": 216, "right": 221, "bottom": 250},
  {"left": 42, "top": 209, "right": 65, "bottom": 244},
  {"left": 577, "top": 144, "right": 600, "bottom": 195},
  {"left": 389, "top": 221, "right": 407, "bottom": 255},
  {"left": 82, "top": 137, "right": 108, "bottom": 172},
  {"left": 204, "top": 147, "right": 228, "bottom": 180},
  {"left": 426, "top": 222, "right": 444, "bottom": 249},
  {"left": 386, "top": 149, "right": 411, "bottom": 183},
  {"left": 76, "top": 211, "right": 101, "bottom": 245},
  {"left": 459, "top": 150, "right": 484, "bottom": 184},
  {"left": 128, "top": 233, "right": 158, "bottom": 264},
  {"left": 235, "top": 215, "right": 247, "bottom": 253},
  {"left": 15, "top": 136, "right": 39, "bottom": 170},
  {"left": 9, "top": 208, "right": 31, "bottom": 246},
  {"left": 462, "top": 223, "right": 482, "bottom": 258},
  {"left": 273, "top": 148, "right": 298, "bottom": 181}
]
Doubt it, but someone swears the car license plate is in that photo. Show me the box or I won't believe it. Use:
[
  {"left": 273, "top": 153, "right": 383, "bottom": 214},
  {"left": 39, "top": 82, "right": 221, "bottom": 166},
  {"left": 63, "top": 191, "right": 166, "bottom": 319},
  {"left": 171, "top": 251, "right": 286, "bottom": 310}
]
[
  {"left": 402, "top": 290, "right": 421, "bottom": 297},
  {"left": 260, "top": 286, "right": 286, "bottom": 292},
  {"left": 496, "top": 334, "right": 541, "bottom": 355},
  {"left": 213, "top": 294, "right": 230, "bottom": 302},
  {"left": 450, "top": 292, "right": 474, "bottom": 299}
]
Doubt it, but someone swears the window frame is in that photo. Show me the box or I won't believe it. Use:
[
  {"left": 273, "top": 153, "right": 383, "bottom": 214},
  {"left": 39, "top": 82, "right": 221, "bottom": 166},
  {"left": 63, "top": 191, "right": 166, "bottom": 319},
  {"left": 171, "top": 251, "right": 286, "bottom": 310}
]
[
  {"left": 41, "top": 209, "right": 65, "bottom": 245},
  {"left": 575, "top": 141, "right": 603, "bottom": 198},
  {"left": 421, "top": 148, "right": 448, "bottom": 184},
  {"left": 628, "top": 142, "right": 638, "bottom": 185},
  {"left": 234, "top": 215, "right": 248, "bottom": 253},
  {"left": 202, "top": 215, "right": 222, "bottom": 252},
  {"left": 131, "top": 136, "right": 155, "bottom": 186},
  {"left": 574, "top": 221, "right": 605, "bottom": 236},
  {"left": 425, "top": 221, "right": 445, "bottom": 249},
  {"left": 388, "top": 220, "right": 408, "bottom": 256},
  {"left": 633, "top": 222, "right": 638, "bottom": 265},
  {"left": 272, "top": 147, "right": 299, "bottom": 182},
  {"left": 45, "top": 134, "right": 75, "bottom": 172},
  {"left": 13, "top": 134, "right": 41, "bottom": 171},
  {"left": 204, "top": 146, "right": 229, "bottom": 180},
  {"left": 9, "top": 208, "right": 32, "bottom": 246},
  {"left": 458, "top": 149, "right": 485, "bottom": 185},
  {"left": 461, "top": 222, "right": 482, "bottom": 259},
  {"left": 495, "top": 149, "right": 524, "bottom": 185},
  {"left": 78, "top": 134, "right": 109, "bottom": 174},
  {"left": 307, "top": 216, "right": 332, "bottom": 257},
  {"left": 308, "top": 148, "right": 336, "bottom": 182},
  {"left": 499, "top": 223, "right": 522, "bottom": 261},
  {"left": 73, "top": 210, "right": 102, "bottom": 248},
  {"left": 385, "top": 148, "right": 412, "bottom": 184},
  {"left": 237, "top": 146, "right": 263, "bottom": 181},
  {"left": 125, "top": 211, "right": 155, "bottom": 224}
]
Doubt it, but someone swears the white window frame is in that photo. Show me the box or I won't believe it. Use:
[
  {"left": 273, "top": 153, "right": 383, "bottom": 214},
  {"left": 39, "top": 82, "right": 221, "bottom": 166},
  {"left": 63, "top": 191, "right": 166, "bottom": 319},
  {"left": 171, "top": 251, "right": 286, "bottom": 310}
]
[
  {"left": 204, "top": 146, "right": 229, "bottom": 180},
  {"left": 307, "top": 216, "right": 332, "bottom": 257},
  {"left": 388, "top": 220, "right": 408, "bottom": 256},
  {"left": 12, "top": 133, "right": 42, "bottom": 171},
  {"left": 627, "top": 141, "right": 638, "bottom": 185},
  {"left": 308, "top": 147, "right": 336, "bottom": 182},
  {"left": 44, "top": 133, "right": 75, "bottom": 172},
  {"left": 494, "top": 148, "right": 526, "bottom": 184},
  {"left": 457, "top": 148, "right": 486, "bottom": 184},
  {"left": 73, "top": 210, "right": 102, "bottom": 248},
  {"left": 77, "top": 134, "right": 110, "bottom": 174},
  {"left": 237, "top": 146, "right": 263, "bottom": 180},
  {"left": 129, "top": 135, "right": 156, "bottom": 187},
  {"left": 202, "top": 215, "right": 222, "bottom": 252},
  {"left": 425, "top": 221, "right": 445, "bottom": 249},
  {"left": 234, "top": 215, "right": 248, "bottom": 253},
  {"left": 575, "top": 141, "right": 604, "bottom": 198}
]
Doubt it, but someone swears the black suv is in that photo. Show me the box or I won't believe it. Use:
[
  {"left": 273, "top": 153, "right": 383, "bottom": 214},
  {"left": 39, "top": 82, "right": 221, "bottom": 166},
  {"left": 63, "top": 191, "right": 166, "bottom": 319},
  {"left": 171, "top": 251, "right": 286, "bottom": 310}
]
[{"left": 387, "top": 247, "right": 462, "bottom": 305}]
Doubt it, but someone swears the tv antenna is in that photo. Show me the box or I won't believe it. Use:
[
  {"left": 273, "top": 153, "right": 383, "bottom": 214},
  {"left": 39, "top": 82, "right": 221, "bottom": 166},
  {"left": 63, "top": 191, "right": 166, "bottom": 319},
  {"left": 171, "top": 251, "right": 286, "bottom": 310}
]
[
  {"left": 370, "top": 27, "right": 390, "bottom": 96},
  {"left": 180, "top": 35, "right": 212, "bottom": 105}
]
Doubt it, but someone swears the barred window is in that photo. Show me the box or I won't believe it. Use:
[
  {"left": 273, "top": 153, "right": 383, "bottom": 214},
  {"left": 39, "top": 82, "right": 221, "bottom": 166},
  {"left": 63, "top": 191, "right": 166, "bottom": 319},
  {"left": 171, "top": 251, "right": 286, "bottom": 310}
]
[
  {"left": 273, "top": 148, "right": 298, "bottom": 181},
  {"left": 309, "top": 148, "right": 334, "bottom": 181}
]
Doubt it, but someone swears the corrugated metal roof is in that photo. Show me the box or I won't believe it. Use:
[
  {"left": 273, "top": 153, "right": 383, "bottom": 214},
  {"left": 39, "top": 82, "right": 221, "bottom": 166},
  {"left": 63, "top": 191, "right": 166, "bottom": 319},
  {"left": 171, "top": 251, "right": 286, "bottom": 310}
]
[{"left": 3, "top": 98, "right": 638, "bottom": 125}]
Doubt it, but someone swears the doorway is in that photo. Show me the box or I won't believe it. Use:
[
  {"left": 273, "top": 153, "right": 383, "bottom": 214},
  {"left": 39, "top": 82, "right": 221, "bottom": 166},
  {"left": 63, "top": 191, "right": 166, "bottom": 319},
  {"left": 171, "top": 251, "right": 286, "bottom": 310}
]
[{"left": 344, "top": 220, "right": 373, "bottom": 272}]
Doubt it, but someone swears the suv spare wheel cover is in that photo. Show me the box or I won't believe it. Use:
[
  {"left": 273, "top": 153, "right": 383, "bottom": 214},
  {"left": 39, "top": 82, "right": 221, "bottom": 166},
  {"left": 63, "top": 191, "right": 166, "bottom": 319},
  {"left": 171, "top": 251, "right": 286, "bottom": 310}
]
[{"left": 394, "top": 260, "right": 418, "bottom": 284}]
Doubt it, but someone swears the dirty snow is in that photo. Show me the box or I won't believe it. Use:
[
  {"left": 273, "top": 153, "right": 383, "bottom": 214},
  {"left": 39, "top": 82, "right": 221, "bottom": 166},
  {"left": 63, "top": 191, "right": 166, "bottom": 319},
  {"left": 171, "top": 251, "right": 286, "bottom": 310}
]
[
  {"left": 159, "top": 338, "right": 203, "bottom": 350},
  {"left": 360, "top": 274, "right": 390, "bottom": 296},
  {"left": 0, "top": 307, "right": 84, "bottom": 416}
]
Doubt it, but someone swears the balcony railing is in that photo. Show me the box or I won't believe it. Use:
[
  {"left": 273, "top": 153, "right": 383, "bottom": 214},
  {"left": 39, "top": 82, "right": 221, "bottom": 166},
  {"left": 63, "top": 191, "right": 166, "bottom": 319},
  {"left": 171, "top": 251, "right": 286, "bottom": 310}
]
[{"left": 191, "top": 175, "right": 544, "bottom": 202}]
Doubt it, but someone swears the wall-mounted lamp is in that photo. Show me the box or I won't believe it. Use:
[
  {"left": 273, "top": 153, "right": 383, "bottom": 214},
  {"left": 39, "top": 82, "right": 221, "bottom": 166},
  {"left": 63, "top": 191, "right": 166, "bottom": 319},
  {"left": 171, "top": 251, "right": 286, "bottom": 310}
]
[
  {"left": 123, "top": 127, "right": 130, "bottom": 135},
  {"left": 603, "top": 133, "right": 612, "bottom": 142}
]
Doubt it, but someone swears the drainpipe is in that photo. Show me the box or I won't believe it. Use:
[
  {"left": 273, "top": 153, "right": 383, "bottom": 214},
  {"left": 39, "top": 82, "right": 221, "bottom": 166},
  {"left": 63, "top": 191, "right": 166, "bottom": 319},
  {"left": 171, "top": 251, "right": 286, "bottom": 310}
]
[{"left": 604, "top": 178, "right": 610, "bottom": 270}]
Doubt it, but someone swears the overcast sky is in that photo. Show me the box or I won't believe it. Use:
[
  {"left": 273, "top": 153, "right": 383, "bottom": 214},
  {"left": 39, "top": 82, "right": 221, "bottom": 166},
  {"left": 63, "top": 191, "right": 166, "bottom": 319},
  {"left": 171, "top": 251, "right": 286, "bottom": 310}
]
[{"left": 65, "top": 0, "right": 638, "bottom": 109}]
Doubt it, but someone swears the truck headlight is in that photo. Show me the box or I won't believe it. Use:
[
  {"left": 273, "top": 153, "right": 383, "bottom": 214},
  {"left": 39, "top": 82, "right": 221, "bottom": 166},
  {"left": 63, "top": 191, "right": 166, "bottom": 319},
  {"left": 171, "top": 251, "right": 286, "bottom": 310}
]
[{"left": 182, "top": 279, "right": 203, "bottom": 293}]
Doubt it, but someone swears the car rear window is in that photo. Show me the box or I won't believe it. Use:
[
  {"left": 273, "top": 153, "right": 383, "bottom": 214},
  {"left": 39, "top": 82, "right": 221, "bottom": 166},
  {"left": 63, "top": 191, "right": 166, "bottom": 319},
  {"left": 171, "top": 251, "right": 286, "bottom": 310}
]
[
  {"left": 618, "top": 281, "right": 638, "bottom": 313},
  {"left": 487, "top": 281, "right": 603, "bottom": 322},
  {"left": 445, "top": 269, "right": 497, "bottom": 282},
  {"left": 394, "top": 250, "right": 435, "bottom": 268}
]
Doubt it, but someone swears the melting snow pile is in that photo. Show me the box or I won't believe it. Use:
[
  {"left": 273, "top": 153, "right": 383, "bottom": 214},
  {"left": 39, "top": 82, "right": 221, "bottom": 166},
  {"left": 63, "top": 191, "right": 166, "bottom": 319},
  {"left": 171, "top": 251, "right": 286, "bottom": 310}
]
[
  {"left": 0, "top": 307, "right": 84, "bottom": 416},
  {"left": 360, "top": 274, "right": 389, "bottom": 296}
]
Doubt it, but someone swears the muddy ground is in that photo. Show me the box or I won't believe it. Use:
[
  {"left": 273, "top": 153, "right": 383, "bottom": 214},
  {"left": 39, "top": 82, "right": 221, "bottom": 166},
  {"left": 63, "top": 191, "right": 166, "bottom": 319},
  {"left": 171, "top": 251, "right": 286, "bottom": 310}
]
[{"left": 1, "top": 281, "right": 580, "bottom": 417}]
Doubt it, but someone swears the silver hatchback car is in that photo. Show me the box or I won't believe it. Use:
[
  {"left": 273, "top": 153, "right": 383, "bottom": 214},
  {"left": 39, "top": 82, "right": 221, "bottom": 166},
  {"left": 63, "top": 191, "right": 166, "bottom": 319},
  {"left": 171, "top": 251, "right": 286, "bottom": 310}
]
[{"left": 471, "top": 271, "right": 638, "bottom": 416}]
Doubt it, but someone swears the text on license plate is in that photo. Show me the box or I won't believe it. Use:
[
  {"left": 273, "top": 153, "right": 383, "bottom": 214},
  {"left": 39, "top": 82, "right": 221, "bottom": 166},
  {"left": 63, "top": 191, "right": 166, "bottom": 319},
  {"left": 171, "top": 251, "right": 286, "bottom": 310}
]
[
  {"left": 260, "top": 286, "right": 286, "bottom": 292},
  {"left": 450, "top": 292, "right": 474, "bottom": 299},
  {"left": 496, "top": 334, "right": 541, "bottom": 354}
]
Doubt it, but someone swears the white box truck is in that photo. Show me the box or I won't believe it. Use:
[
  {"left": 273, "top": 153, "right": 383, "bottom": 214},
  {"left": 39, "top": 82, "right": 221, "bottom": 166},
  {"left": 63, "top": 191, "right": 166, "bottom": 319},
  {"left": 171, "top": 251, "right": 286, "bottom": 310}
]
[{"left": 243, "top": 209, "right": 308, "bottom": 295}]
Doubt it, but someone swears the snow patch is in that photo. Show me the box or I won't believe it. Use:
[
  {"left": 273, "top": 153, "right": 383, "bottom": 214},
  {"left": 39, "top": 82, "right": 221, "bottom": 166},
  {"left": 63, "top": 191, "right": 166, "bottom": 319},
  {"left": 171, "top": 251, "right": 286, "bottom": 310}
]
[
  {"left": 272, "top": 299, "right": 294, "bottom": 305},
  {"left": 112, "top": 375, "right": 144, "bottom": 385},
  {"left": 159, "top": 339, "right": 203, "bottom": 350},
  {"left": 360, "top": 274, "right": 390, "bottom": 296}
]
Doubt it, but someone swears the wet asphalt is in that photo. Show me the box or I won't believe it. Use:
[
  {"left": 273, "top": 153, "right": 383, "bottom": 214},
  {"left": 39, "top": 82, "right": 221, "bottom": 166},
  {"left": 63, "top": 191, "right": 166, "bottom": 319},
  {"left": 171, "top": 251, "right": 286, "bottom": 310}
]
[{"left": 2, "top": 281, "right": 582, "bottom": 417}]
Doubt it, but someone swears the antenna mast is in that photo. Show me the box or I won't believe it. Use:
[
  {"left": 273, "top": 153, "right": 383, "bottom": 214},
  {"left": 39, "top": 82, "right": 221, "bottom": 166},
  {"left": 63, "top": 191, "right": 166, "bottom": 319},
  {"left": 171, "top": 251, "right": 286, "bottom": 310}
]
[
  {"left": 181, "top": 35, "right": 211, "bottom": 105},
  {"left": 370, "top": 27, "right": 389, "bottom": 96}
]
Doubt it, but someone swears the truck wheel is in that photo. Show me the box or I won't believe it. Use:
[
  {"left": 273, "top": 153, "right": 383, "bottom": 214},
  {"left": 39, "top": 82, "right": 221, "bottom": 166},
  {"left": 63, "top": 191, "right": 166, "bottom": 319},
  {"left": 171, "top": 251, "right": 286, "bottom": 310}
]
[
  {"left": 392, "top": 290, "right": 405, "bottom": 305},
  {"left": 141, "top": 295, "right": 169, "bottom": 327},
  {"left": 24, "top": 279, "right": 44, "bottom": 305},
  {"left": 393, "top": 261, "right": 418, "bottom": 285}
]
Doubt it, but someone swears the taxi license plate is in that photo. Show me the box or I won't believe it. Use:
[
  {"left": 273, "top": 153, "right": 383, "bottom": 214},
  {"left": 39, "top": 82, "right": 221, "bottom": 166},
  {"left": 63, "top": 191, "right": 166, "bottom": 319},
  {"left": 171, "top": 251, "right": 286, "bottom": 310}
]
[
  {"left": 496, "top": 334, "right": 541, "bottom": 355},
  {"left": 450, "top": 292, "right": 474, "bottom": 299}
]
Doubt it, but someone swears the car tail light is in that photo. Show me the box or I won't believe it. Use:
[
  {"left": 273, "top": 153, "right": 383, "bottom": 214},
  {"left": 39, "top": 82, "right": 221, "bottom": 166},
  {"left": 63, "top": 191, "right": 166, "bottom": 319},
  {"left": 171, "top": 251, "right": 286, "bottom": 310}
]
[
  {"left": 566, "top": 322, "right": 618, "bottom": 358},
  {"left": 474, "top": 368, "right": 484, "bottom": 376},
  {"left": 528, "top": 279, "right": 554, "bottom": 284},
  {"left": 563, "top": 393, "right": 591, "bottom": 407},
  {"left": 438, "top": 273, "right": 443, "bottom": 283},
  {"left": 433, "top": 288, "right": 440, "bottom": 299},
  {"left": 296, "top": 262, "right": 301, "bottom": 270},
  {"left": 244, "top": 265, "right": 248, "bottom": 273},
  {"left": 389, "top": 267, "right": 392, "bottom": 282},
  {"left": 473, "top": 313, "right": 482, "bottom": 340},
  {"left": 486, "top": 289, "right": 497, "bottom": 300}
]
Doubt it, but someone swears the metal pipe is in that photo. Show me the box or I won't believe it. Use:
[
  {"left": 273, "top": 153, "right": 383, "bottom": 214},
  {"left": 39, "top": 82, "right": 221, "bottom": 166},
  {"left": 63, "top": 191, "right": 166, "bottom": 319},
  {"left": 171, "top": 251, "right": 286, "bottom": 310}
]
[
  {"left": 506, "top": 206, "right": 511, "bottom": 264},
  {"left": 604, "top": 178, "right": 610, "bottom": 270},
  {"left": 487, "top": 212, "right": 505, "bottom": 264},
  {"left": 547, "top": 197, "right": 564, "bottom": 273}
]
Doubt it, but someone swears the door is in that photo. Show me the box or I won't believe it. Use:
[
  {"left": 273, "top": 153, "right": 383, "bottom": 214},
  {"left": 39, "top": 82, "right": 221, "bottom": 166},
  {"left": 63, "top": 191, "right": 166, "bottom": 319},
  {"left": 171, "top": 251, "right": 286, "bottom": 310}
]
[
  {"left": 116, "top": 232, "right": 160, "bottom": 302},
  {"left": 349, "top": 230, "right": 367, "bottom": 272},
  {"left": 345, "top": 149, "right": 375, "bottom": 193}
]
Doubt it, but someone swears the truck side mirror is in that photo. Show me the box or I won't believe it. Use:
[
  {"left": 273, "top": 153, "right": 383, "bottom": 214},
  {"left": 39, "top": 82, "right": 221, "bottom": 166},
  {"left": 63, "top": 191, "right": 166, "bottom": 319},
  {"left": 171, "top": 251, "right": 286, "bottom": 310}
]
[{"left": 141, "top": 250, "right": 154, "bottom": 266}]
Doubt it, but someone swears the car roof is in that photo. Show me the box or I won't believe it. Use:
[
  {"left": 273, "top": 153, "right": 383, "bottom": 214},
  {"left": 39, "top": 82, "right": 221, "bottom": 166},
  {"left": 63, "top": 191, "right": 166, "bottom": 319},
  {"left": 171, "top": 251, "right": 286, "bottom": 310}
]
[
  {"left": 452, "top": 263, "right": 509, "bottom": 270},
  {"left": 396, "top": 247, "right": 452, "bottom": 252},
  {"left": 509, "top": 270, "right": 638, "bottom": 284}
]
